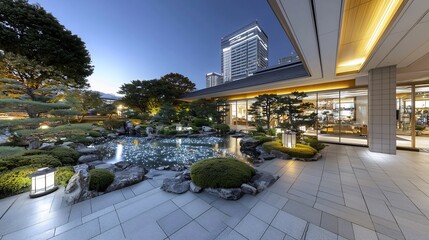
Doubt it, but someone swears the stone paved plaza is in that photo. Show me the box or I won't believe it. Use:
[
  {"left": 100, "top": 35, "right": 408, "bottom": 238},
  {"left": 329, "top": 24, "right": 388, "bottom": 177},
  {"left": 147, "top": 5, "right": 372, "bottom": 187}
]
[{"left": 1, "top": 144, "right": 429, "bottom": 240}]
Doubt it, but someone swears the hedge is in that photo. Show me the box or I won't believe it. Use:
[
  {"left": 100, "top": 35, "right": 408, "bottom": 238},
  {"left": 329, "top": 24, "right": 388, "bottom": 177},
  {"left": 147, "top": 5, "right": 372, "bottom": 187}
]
[
  {"left": 89, "top": 169, "right": 115, "bottom": 192},
  {"left": 49, "top": 147, "right": 79, "bottom": 165},
  {"left": 190, "top": 158, "right": 255, "bottom": 188},
  {"left": 262, "top": 141, "right": 317, "bottom": 158},
  {"left": 0, "top": 166, "right": 37, "bottom": 197},
  {"left": 55, "top": 166, "right": 75, "bottom": 186}
]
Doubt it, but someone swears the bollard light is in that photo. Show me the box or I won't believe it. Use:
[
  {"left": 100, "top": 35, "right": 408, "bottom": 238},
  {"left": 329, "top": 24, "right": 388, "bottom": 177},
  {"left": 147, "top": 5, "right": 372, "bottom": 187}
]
[
  {"left": 282, "top": 131, "right": 296, "bottom": 148},
  {"left": 28, "top": 167, "right": 58, "bottom": 198}
]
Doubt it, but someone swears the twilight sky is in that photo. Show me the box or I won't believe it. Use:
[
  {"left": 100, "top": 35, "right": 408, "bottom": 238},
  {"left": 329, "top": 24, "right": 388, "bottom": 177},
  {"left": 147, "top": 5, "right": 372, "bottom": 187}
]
[{"left": 29, "top": 0, "right": 294, "bottom": 94}]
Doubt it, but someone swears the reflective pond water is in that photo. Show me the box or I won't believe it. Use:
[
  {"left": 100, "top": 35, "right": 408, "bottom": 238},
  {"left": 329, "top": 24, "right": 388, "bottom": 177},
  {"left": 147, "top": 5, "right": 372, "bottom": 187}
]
[{"left": 95, "top": 135, "right": 250, "bottom": 169}]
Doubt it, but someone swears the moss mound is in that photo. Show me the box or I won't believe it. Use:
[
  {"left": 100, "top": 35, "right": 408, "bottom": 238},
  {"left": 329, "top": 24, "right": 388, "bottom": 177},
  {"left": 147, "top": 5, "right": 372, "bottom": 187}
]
[
  {"left": 0, "top": 154, "right": 62, "bottom": 173},
  {"left": 303, "top": 137, "right": 325, "bottom": 151},
  {"left": 0, "top": 166, "right": 37, "bottom": 197},
  {"left": 190, "top": 158, "right": 255, "bottom": 188},
  {"left": 262, "top": 141, "right": 317, "bottom": 158},
  {"left": 89, "top": 169, "right": 115, "bottom": 192},
  {"left": 252, "top": 135, "right": 275, "bottom": 143},
  {"left": 55, "top": 166, "right": 75, "bottom": 186}
]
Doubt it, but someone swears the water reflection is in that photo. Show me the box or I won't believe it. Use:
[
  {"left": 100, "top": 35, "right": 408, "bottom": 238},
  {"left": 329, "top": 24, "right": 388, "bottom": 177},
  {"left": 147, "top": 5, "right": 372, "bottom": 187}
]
[{"left": 96, "top": 136, "right": 250, "bottom": 169}]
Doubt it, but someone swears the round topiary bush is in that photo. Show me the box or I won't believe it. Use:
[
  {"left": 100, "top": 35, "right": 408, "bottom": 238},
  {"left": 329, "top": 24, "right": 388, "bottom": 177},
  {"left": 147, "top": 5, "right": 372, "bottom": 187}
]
[
  {"left": 89, "top": 169, "right": 115, "bottom": 192},
  {"left": 49, "top": 147, "right": 79, "bottom": 165},
  {"left": 88, "top": 130, "right": 102, "bottom": 138},
  {"left": 55, "top": 166, "right": 75, "bottom": 186},
  {"left": 190, "top": 158, "right": 255, "bottom": 188}
]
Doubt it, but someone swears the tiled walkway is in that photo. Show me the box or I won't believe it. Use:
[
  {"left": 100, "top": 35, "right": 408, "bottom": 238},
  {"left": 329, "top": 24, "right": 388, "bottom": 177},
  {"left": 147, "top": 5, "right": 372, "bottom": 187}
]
[{"left": 1, "top": 145, "right": 429, "bottom": 239}]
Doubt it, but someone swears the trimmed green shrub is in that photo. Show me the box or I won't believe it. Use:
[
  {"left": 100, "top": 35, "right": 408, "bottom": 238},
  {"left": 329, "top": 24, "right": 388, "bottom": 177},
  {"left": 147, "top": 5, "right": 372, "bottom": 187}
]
[
  {"left": 21, "top": 150, "right": 48, "bottom": 156},
  {"left": 192, "top": 118, "right": 210, "bottom": 127},
  {"left": 55, "top": 166, "right": 75, "bottom": 186},
  {"left": 89, "top": 169, "right": 115, "bottom": 192},
  {"left": 262, "top": 141, "right": 317, "bottom": 158},
  {"left": 266, "top": 128, "right": 276, "bottom": 136},
  {"left": 0, "top": 166, "right": 37, "bottom": 197},
  {"left": 0, "top": 146, "right": 26, "bottom": 157},
  {"left": 49, "top": 147, "right": 79, "bottom": 165},
  {"left": 252, "top": 135, "right": 274, "bottom": 143},
  {"left": 190, "top": 158, "right": 255, "bottom": 188},
  {"left": 0, "top": 154, "right": 62, "bottom": 173},
  {"left": 303, "top": 137, "right": 325, "bottom": 151},
  {"left": 416, "top": 125, "right": 426, "bottom": 131},
  {"left": 213, "top": 124, "right": 230, "bottom": 134},
  {"left": 88, "top": 130, "right": 102, "bottom": 138},
  {"left": 65, "top": 135, "right": 94, "bottom": 145}
]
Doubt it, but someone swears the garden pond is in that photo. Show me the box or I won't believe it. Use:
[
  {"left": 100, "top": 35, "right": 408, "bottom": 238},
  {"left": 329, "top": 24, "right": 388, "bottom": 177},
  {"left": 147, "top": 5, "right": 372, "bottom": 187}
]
[{"left": 95, "top": 135, "right": 251, "bottom": 169}]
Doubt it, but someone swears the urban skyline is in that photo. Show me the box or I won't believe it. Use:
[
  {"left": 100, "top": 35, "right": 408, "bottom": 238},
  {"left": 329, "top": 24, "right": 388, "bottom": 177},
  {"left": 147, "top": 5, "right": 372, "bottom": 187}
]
[{"left": 27, "top": 0, "right": 294, "bottom": 94}]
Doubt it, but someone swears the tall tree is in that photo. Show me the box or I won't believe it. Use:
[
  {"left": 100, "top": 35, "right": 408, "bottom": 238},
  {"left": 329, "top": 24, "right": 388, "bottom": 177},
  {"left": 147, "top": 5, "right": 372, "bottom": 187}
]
[
  {"left": 0, "top": 0, "right": 93, "bottom": 100},
  {"left": 248, "top": 94, "right": 280, "bottom": 129},
  {"left": 277, "top": 91, "right": 316, "bottom": 133},
  {"left": 159, "top": 73, "right": 196, "bottom": 103},
  {"left": 64, "top": 90, "right": 103, "bottom": 122}
]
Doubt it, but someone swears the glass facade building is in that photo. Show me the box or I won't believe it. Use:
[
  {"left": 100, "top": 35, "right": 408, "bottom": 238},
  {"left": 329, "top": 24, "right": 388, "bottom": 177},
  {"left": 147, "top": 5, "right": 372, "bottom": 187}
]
[
  {"left": 225, "top": 82, "right": 429, "bottom": 151},
  {"left": 205, "top": 72, "right": 223, "bottom": 88},
  {"left": 221, "top": 22, "right": 268, "bottom": 82}
]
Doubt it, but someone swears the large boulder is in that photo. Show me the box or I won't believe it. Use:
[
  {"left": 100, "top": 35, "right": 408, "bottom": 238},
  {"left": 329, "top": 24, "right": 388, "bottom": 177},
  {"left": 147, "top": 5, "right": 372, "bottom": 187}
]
[
  {"left": 63, "top": 170, "right": 90, "bottom": 205},
  {"left": 205, "top": 188, "right": 242, "bottom": 200},
  {"left": 270, "top": 150, "right": 290, "bottom": 160},
  {"left": 28, "top": 138, "right": 42, "bottom": 150},
  {"left": 95, "top": 163, "right": 117, "bottom": 172},
  {"left": 78, "top": 154, "right": 101, "bottom": 163},
  {"left": 241, "top": 183, "right": 257, "bottom": 195},
  {"left": 189, "top": 182, "right": 202, "bottom": 193},
  {"left": 87, "top": 160, "right": 105, "bottom": 169},
  {"left": 105, "top": 165, "right": 145, "bottom": 192},
  {"left": 38, "top": 143, "right": 55, "bottom": 150},
  {"left": 161, "top": 177, "right": 190, "bottom": 194},
  {"left": 73, "top": 164, "right": 89, "bottom": 173},
  {"left": 240, "top": 137, "right": 262, "bottom": 158},
  {"left": 107, "top": 133, "right": 118, "bottom": 139},
  {"left": 249, "top": 170, "right": 279, "bottom": 193},
  {"left": 77, "top": 147, "right": 100, "bottom": 155},
  {"left": 202, "top": 126, "right": 213, "bottom": 132}
]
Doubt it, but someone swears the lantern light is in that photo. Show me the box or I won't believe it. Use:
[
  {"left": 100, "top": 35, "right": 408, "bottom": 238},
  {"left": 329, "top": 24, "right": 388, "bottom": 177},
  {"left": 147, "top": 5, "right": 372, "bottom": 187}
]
[
  {"left": 176, "top": 124, "right": 183, "bottom": 131},
  {"left": 299, "top": 126, "right": 306, "bottom": 132},
  {"left": 39, "top": 125, "right": 49, "bottom": 130},
  {"left": 27, "top": 167, "right": 58, "bottom": 198},
  {"left": 275, "top": 127, "right": 282, "bottom": 134},
  {"left": 282, "top": 130, "right": 296, "bottom": 148}
]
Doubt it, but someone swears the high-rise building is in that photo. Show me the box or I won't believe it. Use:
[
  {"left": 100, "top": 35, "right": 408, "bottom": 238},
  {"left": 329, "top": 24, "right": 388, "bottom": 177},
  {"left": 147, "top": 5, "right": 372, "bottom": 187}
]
[
  {"left": 221, "top": 22, "right": 268, "bottom": 82},
  {"left": 206, "top": 72, "right": 223, "bottom": 88},
  {"left": 278, "top": 52, "right": 300, "bottom": 65}
]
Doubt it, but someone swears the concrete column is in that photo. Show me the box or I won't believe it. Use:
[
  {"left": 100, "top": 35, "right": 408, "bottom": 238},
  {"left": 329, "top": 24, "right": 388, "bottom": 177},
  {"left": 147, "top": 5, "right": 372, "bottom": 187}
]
[{"left": 368, "top": 65, "right": 396, "bottom": 154}]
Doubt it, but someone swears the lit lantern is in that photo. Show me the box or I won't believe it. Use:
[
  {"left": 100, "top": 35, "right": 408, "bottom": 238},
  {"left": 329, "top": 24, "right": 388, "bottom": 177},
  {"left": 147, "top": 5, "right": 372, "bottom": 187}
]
[
  {"left": 282, "top": 131, "right": 296, "bottom": 148},
  {"left": 176, "top": 124, "right": 182, "bottom": 131},
  {"left": 28, "top": 167, "right": 58, "bottom": 198},
  {"left": 39, "top": 124, "right": 49, "bottom": 129},
  {"left": 275, "top": 127, "right": 282, "bottom": 134},
  {"left": 299, "top": 125, "right": 306, "bottom": 132}
]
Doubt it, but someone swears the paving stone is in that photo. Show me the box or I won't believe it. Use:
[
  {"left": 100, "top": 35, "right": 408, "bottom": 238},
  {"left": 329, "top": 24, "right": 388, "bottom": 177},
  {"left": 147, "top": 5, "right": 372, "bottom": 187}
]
[
  {"left": 260, "top": 226, "right": 285, "bottom": 240},
  {"left": 337, "top": 218, "right": 355, "bottom": 240},
  {"left": 271, "top": 210, "right": 307, "bottom": 240},
  {"left": 50, "top": 218, "right": 100, "bottom": 240},
  {"left": 320, "top": 212, "right": 338, "bottom": 234},
  {"left": 353, "top": 224, "right": 378, "bottom": 240},
  {"left": 90, "top": 225, "right": 125, "bottom": 240},
  {"left": 283, "top": 200, "right": 322, "bottom": 225},
  {"left": 157, "top": 209, "right": 192, "bottom": 236},
  {"left": 170, "top": 221, "right": 210, "bottom": 240},
  {"left": 250, "top": 201, "right": 279, "bottom": 224},
  {"left": 305, "top": 223, "right": 338, "bottom": 240},
  {"left": 171, "top": 191, "right": 197, "bottom": 207},
  {"left": 196, "top": 207, "right": 229, "bottom": 235},
  {"left": 99, "top": 211, "right": 120, "bottom": 232},
  {"left": 181, "top": 198, "right": 211, "bottom": 219},
  {"left": 130, "top": 180, "right": 154, "bottom": 195},
  {"left": 234, "top": 214, "right": 268, "bottom": 240},
  {"left": 259, "top": 191, "right": 288, "bottom": 209},
  {"left": 215, "top": 227, "right": 247, "bottom": 240}
]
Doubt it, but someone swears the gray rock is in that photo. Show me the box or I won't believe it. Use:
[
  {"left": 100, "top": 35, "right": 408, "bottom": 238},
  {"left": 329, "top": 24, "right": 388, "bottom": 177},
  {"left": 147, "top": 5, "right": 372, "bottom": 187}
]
[
  {"left": 116, "top": 126, "right": 125, "bottom": 134},
  {"left": 78, "top": 154, "right": 100, "bottom": 163},
  {"left": 105, "top": 165, "right": 145, "bottom": 192},
  {"left": 61, "top": 142, "right": 75, "bottom": 147},
  {"left": 28, "top": 139, "right": 42, "bottom": 150},
  {"left": 205, "top": 188, "right": 242, "bottom": 200},
  {"left": 260, "top": 154, "right": 276, "bottom": 160},
  {"left": 240, "top": 137, "right": 262, "bottom": 158},
  {"left": 63, "top": 170, "right": 90, "bottom": 205},
  {"left": 73, "top": 164, "right": 89, "bottom": 173},
  {"left": 107, "top": 133, "right": 118, "bottom": 139},
  {"left": 114, "top": 161, "right": 132, "bottom": 170},
  {"left": 87, "top": 160, "right": 105, "bottom": 169},
  {"left": 85, "top": 136, "right": 94, "bottom": 141},
  {"left": 62, "top": 142, "right": 85, "bottom": 149},
  {"left": 182, "top": 169, "right": 191, "bottom": 180},
  {"left": 77, "top": 147, "right": 99, "bottom": 155},
  {"left": 231, "top": 133, "right": 246, "bottom": 138},
  {"left": 202, "top": 126, "right": 212, "bottom": 132},
  {"left": 145, "top": 127, "right": 154, "bottom": 135},
  {"left": 250, "top": 170, "right": 279, "bottom": 193},
  {"left": 38, "top": 143, "right": 55, "bottom": 150},
  {"left": 161, "top": 178, "right": 190, "bottom": 194},
  {"left": 241, "top": 183, "right": 257, "bottom": 195},
  {"left": 95, "top": 163, "right": 116, "bottom": 172},
  {"left": 255, "top": 145, "right": 268, "bottom": 155},
  {"left": 253, "top": 158, "right": 264, "bottom": 164},
  {"left": 189, "top": 182, "right": 202, "bottom": 193},
  {"left": 156, "top": 165, "right": 170, "bottom": 170},
  {"left": 271, "top": 150, "right": 290, "bottom": 160},
  {"left": 145, "top": 169, "right": 181, "bottom": 179}
]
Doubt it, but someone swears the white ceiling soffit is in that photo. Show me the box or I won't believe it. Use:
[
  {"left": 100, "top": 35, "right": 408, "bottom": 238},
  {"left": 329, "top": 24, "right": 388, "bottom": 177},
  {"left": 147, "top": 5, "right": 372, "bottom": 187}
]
[
  {"left": 273, "top": 0, "right": 322, "bottom": 79},
  {"left": 363, "top": 0, "right": 429, "bottom": 72}
]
